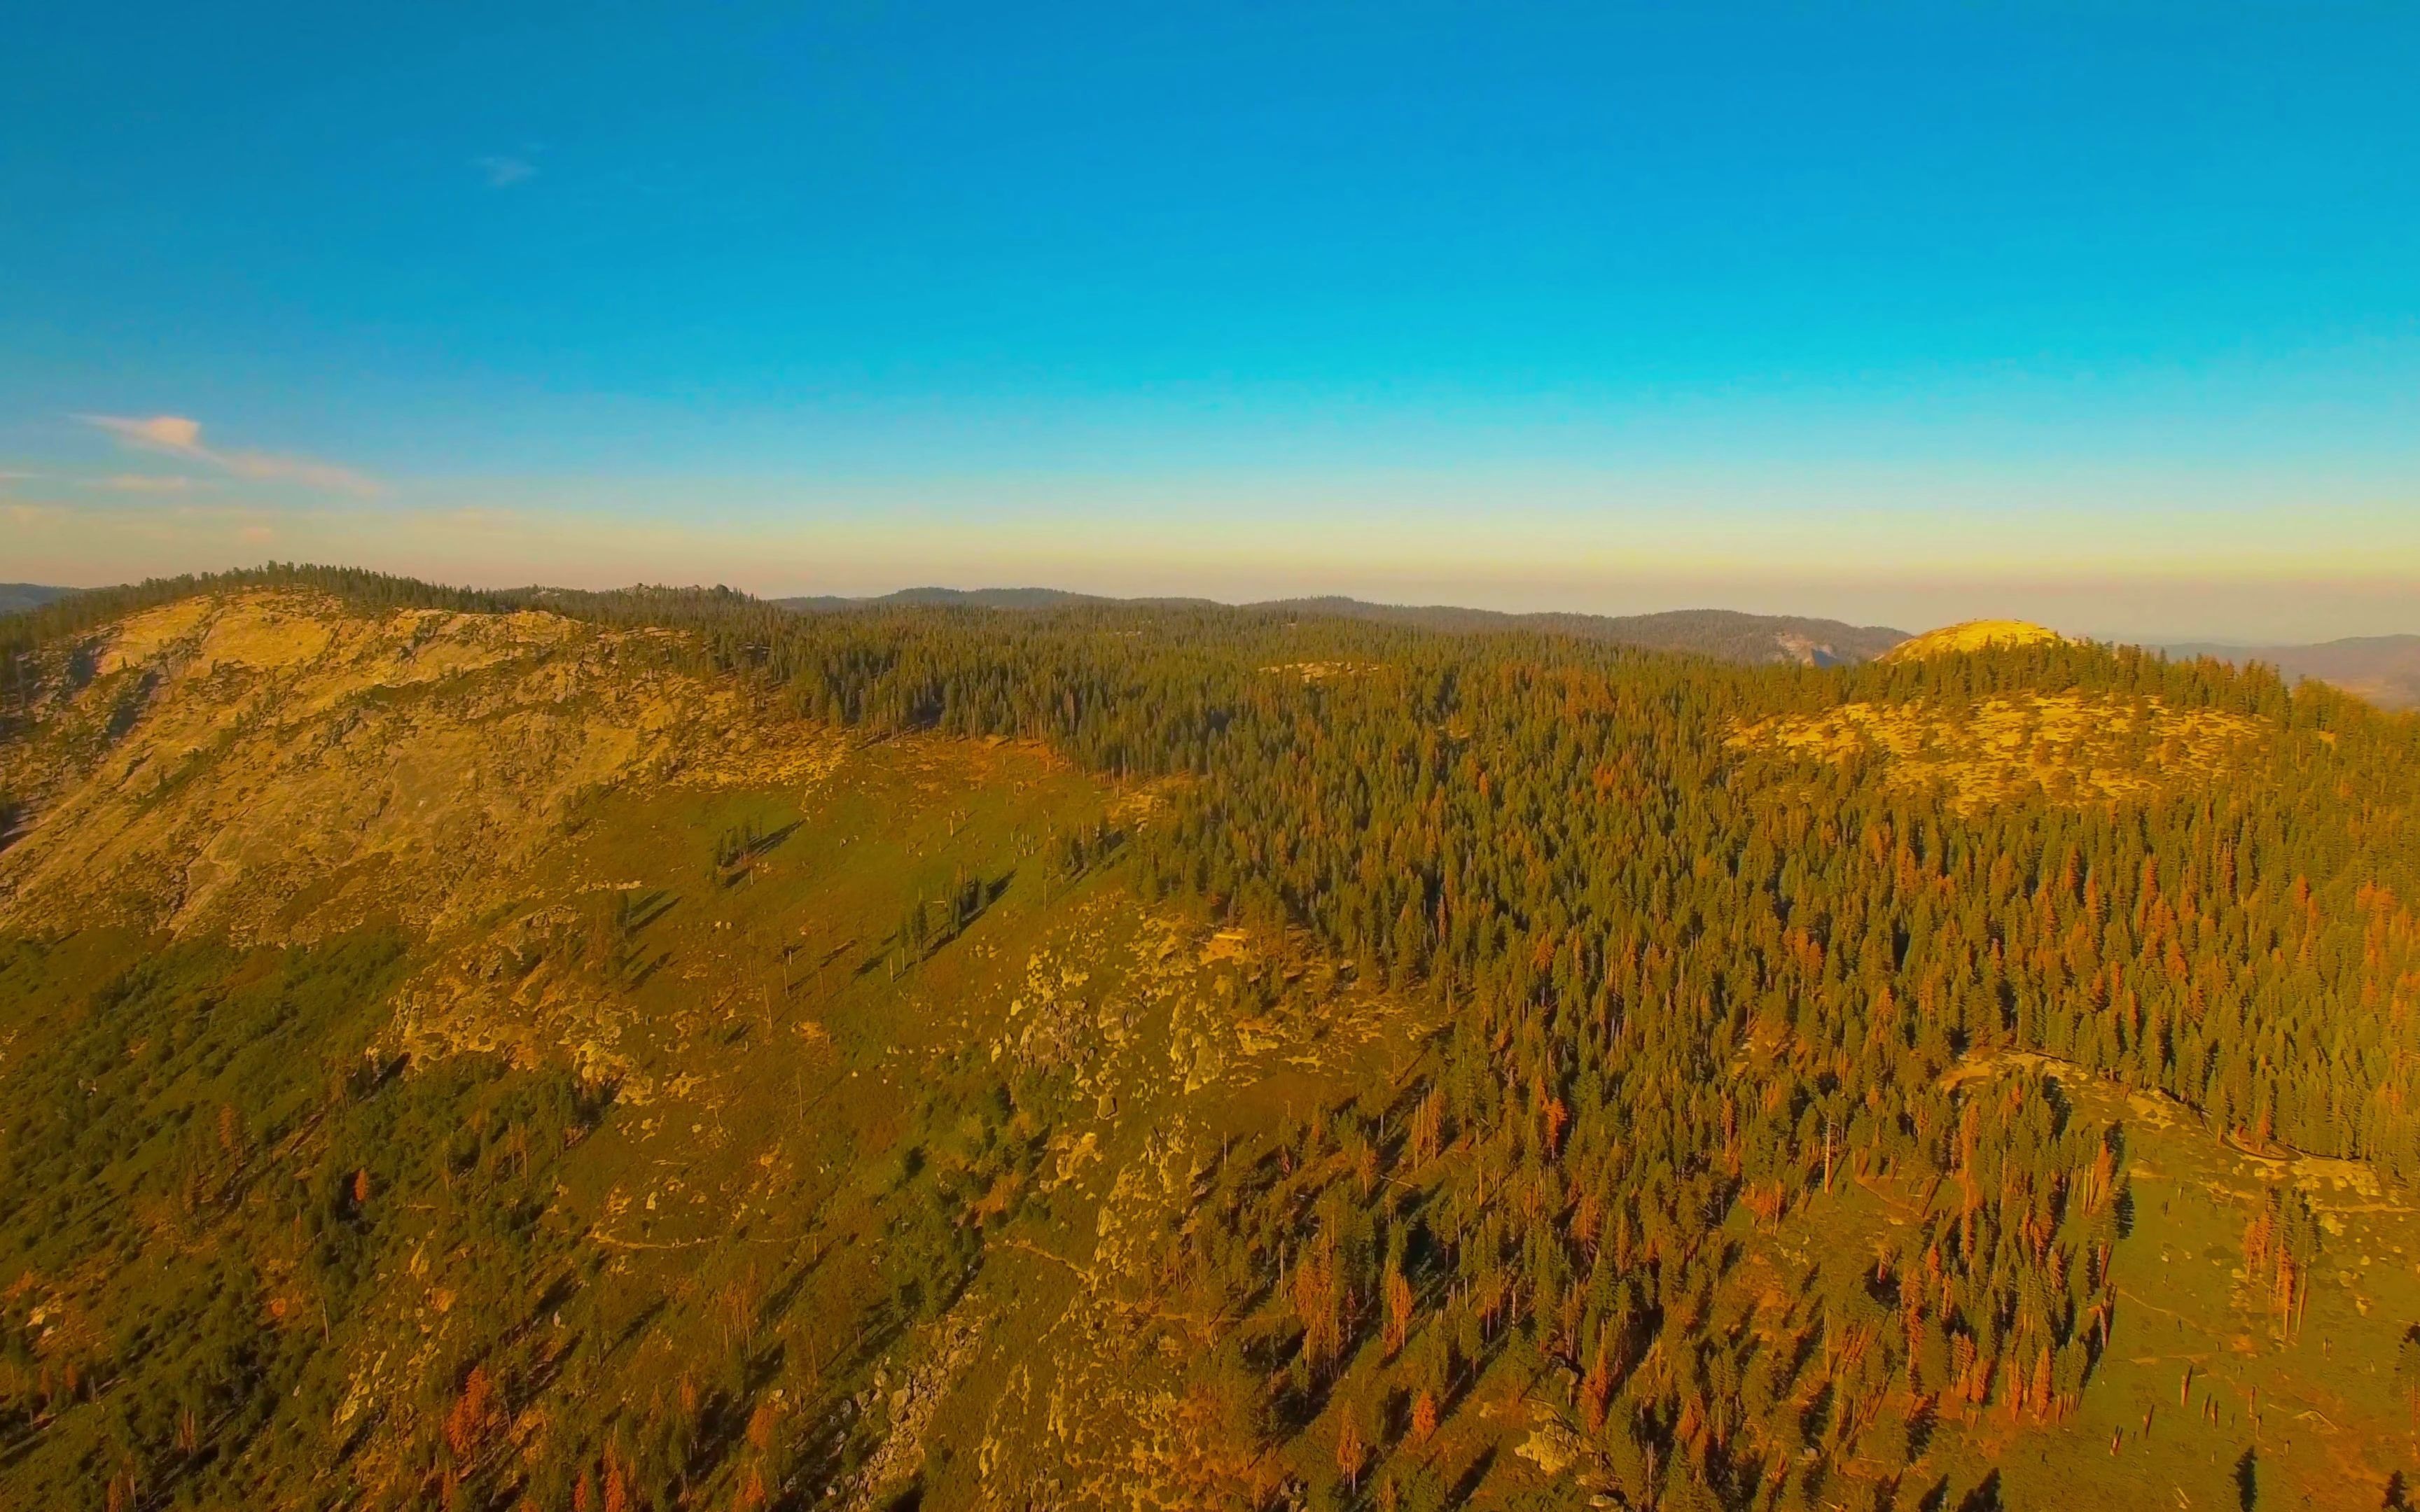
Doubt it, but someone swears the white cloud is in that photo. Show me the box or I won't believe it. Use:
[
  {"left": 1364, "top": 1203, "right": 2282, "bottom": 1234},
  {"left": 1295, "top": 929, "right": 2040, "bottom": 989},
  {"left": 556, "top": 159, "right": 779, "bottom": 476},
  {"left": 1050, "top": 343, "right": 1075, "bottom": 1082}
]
[
  {"left": 77, "top": 414, "right": 381, "bottom": 498},
  {"left": 475, "top": 154, "right": 536, "bottom": 188}
]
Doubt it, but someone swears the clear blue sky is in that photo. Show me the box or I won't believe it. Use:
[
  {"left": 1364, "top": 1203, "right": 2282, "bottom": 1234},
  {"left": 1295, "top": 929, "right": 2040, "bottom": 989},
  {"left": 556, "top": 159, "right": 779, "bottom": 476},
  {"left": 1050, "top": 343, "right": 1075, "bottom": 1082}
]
[{"left": 4, "top": 3, "right": 2416, "bottom": 637}]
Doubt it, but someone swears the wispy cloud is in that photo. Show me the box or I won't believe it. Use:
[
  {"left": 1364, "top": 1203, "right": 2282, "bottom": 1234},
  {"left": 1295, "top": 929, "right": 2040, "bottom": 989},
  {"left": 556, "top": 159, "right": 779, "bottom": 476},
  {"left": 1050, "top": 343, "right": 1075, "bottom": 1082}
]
[
  {"left": 77, "top": 414, "right": 381, "bottom": 498},
  {"left": 84, "top": 414, "right": 205, "bottom": 453},
  {"left": 475, "top": 153, "right": 537, "bottom": 188},
  {"left": 89, "top": 472, "right": 202, "bottom": 493},
  {"left": 217, "top": 451, "right": 380, "bottom": 493}
]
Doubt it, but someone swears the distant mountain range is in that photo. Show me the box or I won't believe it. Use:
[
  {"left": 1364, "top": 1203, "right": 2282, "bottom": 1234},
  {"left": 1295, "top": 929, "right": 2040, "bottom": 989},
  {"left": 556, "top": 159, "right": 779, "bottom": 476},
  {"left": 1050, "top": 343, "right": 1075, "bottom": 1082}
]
[
  {"left": 15, "top": 578, "right": 2416, "bottom": 701},
  {"left": 2156, "top": 635, "right": 2420, "bottom": 710},
  {"left": 772, "top": 586, "right": 1153, "bottom": 613},
  {"left": 0, "top": 583, "right": 76, "bottom": 615},
  {"left": 770, "top": 589, "right": 2420, "bottom": 696},
  {"left": 772, "top": 587, "right": 1909, "bottom": 667}
]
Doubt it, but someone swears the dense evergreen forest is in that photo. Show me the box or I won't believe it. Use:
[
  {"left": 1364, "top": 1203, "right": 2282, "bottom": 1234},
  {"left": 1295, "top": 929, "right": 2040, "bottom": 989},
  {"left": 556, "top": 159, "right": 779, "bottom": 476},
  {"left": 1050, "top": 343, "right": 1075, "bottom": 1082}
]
[{"left": 2, "top": 565, "right": 2416, "bottom": 1511}]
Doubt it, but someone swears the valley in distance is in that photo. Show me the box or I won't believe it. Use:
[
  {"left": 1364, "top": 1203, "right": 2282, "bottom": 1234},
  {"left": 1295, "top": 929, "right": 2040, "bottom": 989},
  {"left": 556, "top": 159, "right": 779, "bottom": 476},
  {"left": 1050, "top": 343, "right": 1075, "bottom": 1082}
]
[{"left": 4, "top": 564, "right": 2419, "bottom": 1512}]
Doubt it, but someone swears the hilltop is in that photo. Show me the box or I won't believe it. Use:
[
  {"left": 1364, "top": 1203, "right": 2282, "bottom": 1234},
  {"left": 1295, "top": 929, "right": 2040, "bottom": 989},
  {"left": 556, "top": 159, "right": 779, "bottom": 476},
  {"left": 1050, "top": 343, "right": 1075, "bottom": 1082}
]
[
  {"left": 1877, "top": 617, "right": 2067, "bottom": 662},
  {"left": 3, "top": 570, "right": 2416, "bottom": 1511}
]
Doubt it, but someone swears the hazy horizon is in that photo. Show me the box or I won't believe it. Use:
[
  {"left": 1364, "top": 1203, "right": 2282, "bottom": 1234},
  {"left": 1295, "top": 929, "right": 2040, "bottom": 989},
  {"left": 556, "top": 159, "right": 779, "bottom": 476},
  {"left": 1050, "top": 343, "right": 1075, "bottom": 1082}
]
[
  {"left": 11, "top": 557, "right": 2414, "bottom": 650},
  {"left": 6, "top": 5, "right": 2416, "bottom": 643}
]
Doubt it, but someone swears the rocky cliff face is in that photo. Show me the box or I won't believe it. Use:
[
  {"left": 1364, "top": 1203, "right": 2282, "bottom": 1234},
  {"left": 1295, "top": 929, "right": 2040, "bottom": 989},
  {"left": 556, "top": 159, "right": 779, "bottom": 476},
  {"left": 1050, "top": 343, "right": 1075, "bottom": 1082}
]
[{"left": 0, "top": 591, "right": 844, "bottom": 943}]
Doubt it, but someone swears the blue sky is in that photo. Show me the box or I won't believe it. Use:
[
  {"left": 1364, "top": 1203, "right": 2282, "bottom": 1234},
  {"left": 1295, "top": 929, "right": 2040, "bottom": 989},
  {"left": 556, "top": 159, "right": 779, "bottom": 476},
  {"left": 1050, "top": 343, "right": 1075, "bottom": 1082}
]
[{"left": 4, "top": 3, "right": 2416, "bottom": 637}]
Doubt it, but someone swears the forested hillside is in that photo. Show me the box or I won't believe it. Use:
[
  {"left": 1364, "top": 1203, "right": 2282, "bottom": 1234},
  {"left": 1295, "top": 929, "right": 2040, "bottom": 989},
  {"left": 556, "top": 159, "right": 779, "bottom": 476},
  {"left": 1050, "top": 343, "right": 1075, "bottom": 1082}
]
[
  {"left": 1245, "top": 599, "right": 1907, "bottom": 665},
  {"left": 3, "top": 566, "right": 2416, "bottom": 1511},
  {"left": 770, "top": 589, "right": 1905, "bottom": 668}
]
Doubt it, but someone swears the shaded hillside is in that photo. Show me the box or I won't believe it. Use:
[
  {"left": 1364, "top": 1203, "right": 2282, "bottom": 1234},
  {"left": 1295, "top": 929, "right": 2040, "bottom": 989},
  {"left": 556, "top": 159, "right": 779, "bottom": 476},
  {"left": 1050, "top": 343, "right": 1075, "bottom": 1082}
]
[
  {"left": 0, "top": 582, "right": 77, "bottom": 615},
  {"left": 4, "top": 568, "right": 2417, "bottom": 1512},
  {"left": 2161, "top": 634, "right": 2420, "bottom": 710}
]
